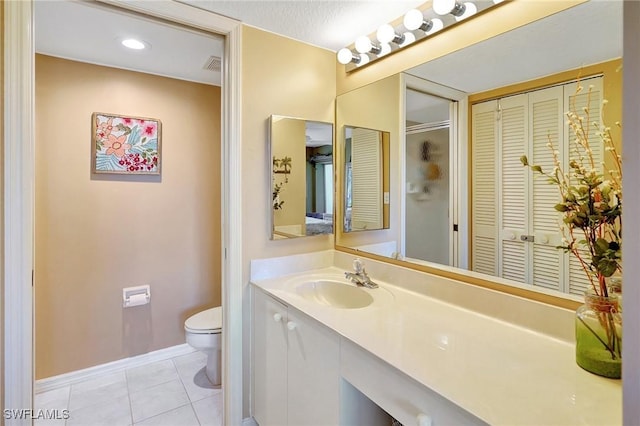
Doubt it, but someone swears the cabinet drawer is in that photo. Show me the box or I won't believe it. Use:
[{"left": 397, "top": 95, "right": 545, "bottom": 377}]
[{"left": 340, "top": 339, "right": 486, "bottom": 426}]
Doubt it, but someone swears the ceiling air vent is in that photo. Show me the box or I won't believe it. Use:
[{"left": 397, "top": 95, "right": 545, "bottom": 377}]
[{"left": 203, "top": 55, "right": 222, "bottom": 72}]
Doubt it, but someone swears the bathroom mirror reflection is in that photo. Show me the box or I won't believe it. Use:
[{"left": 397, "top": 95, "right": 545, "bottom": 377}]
[
  {"left": 270, "top": 115, "right": 334, "bottom": 239},
  {"left": 335, "top": 1, "right": 622, "bottom": 300},
  {"left": 343, "top": 126, "right": 390, "bottom": 233}
]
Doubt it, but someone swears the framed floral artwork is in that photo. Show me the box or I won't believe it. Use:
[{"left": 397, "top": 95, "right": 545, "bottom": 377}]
[{"left": 92, "top": 112, "right": 162, "bottom": 174}]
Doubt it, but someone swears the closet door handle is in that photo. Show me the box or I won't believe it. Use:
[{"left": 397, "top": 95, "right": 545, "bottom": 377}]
[
  {"left": 273, "top": 313, "right": 282, "bottom": 322},
  {"left": 287, "top": 321, "right": 297, "bottom": 331}
]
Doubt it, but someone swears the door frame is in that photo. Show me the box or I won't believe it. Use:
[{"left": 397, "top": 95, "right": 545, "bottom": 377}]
[
  {"left": 400, "top": 74, "right": 468, "bottom": 268},
  {"left": 3, "top": 1, "right": 244, "bottom": 424}
]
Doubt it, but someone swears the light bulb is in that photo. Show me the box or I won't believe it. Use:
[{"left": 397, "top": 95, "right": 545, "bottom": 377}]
[
  {"left": 354, "top": 36, "right": 380, "bottom": 54},
  {"left": 455, "top": 2, "right": 477, "bottom": 21},
  {"left": 377, "top": 24, "right": 401, "bottom": 44},
  {"left": 403, "top": 9, "right": 424, "bottom": 31},
  {"left": 433, "top": 0, "right": 457, "bottom": 15},
  {"left": 121, "top": 39, "right": 146, "bottom": 50},
  {"left": 356, "top": 54, "right": 370, "bottom": 67},
  {"left": 337, "top": 48, "right": 357, "bottom": 65},
  {"left": 400, "top": 32, "right": 416, "bottom": 47},
  {"left": 425, "top": 18, "right": 444, "bottom": 35},
  {"left": 378, "top": 43, "right": 392, "bottom": 57}
]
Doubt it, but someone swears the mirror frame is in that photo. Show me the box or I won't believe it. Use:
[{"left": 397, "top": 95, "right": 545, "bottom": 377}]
[{"left": 268, "top": 115, "right": 335, "bottom": 240}]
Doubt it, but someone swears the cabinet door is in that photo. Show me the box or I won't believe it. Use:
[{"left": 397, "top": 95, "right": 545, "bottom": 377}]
[
  {"left": 253, "top": 289, "right": 288, "bottom": 426},
  {"left": 286, "top": 309, "right": 340, "bottom": 426}
]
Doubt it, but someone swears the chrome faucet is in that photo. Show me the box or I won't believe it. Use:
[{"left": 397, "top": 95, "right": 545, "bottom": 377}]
[{"left": 344, "top": 258, "right": 378, "bottom": 289}]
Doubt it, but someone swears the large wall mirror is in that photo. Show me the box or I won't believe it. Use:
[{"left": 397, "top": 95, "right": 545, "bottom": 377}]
[
  {"left": 335, "top": 1, "right": 622, "bottom": 302},
  {"left": 270, "top": 115, "right": 334, "bottom": 239}
]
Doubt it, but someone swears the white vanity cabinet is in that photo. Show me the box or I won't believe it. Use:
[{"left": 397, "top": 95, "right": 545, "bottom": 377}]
[
  {"left": 341, "top": 340, "right": 486, "bottom": 426},
  {"left": 252, "top": 288, "right": 340, "bottom": 426}
]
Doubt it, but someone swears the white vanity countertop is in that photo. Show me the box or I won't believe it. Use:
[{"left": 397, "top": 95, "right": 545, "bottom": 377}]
[{"left": 251, "top": 266, "right": 622, "bottom": 426}]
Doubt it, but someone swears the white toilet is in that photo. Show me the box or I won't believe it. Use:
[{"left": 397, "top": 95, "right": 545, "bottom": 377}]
[{"left": 184, "top": 306, "right": 222, "bottom": 386}]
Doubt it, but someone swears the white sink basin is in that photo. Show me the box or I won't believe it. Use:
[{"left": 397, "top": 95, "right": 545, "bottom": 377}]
[{"left": 296, "top": 280, "right": 373, "bottom": 309}]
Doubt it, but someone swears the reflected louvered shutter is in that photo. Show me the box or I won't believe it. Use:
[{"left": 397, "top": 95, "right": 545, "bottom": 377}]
[
  {"left": 530, "top": 86, "right": 564, "bottom": 291},
  {"left": 351, "top": 128, "right": 382, "bottom": 230},
  {"left": 471, "top": 101, "right": 498, "bottom": 276},
  {"left": 565, "top": 77, "right": 604, "bottom": 295},
  {"left": 498, "top": 94, "right": 528, "bottom": 283}
]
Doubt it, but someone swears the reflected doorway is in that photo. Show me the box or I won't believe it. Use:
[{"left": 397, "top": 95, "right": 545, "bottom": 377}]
[{"left": 403, "top": 89, "right": 453, "bottom": 266}]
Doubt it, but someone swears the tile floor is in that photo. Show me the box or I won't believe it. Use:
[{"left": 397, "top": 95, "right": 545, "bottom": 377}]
[{"left": 35, "top": 351, "right": 222, "bottom": 426}]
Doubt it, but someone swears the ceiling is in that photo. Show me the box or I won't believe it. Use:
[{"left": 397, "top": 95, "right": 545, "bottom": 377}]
[
  {"left": 181, "top": 0, "right": 425, "bottom": 51},
  {"left": 35, "top": 1, "right": 224, "bottom": 85},
  {"left": 34, "top": 0, "right": 425, "bottom": 86}
]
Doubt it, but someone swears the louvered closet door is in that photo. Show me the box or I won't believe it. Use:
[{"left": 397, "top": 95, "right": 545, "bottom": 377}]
[
  {"left": 530, "top": 86, "right": 565, "bottom": 291},
  {"left": 498, "top": 94, "right": 529, "bottom": 283},
  {"left": 564, "top": 77, "right": 604, "bottom": 295},
  {"left": 351, "top": 127, "right": 383, "bottom": 230},
  {"left": 471, "top": 101, "right": 498, "bottom": 276}
]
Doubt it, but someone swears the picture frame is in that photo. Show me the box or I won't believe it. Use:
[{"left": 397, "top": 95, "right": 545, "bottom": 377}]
[{"left": 92, "top": 112, "right": 162, "bottom": 175}]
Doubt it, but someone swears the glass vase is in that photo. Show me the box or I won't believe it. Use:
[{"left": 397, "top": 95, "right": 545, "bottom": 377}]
[{"left": 575, "top": 291, "right": 622, "bottom": 379}]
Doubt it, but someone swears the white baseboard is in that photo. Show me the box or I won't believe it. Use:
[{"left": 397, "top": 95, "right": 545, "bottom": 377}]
[
  {"left": 35, "top": 343, "right": 197, "bottom": 393},
  {"left": 242, "top": 417, "right": 258, "bottom": 426}
]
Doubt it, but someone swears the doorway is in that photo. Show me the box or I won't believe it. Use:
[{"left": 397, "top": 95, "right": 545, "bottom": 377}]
[
  {"left": 402, "top": 87, "right": 456, "bottom": 266},
  {"left": 3, "top": 1, "right": 243, "bottom": 424}
]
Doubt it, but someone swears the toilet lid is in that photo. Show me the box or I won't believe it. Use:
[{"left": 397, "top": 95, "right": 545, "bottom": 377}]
[{"left": 185, "top": 306, "right": 222, "bottom": 334}]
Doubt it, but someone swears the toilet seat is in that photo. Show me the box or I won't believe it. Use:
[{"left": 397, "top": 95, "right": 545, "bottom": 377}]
[{"left": 185, "top": 306, "right": 222, "bottom": 334}]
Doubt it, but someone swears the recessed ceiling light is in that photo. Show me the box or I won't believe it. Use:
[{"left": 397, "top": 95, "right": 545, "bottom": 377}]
[{"left": 121, "top": 38, "right": 147, "bottom": 50}]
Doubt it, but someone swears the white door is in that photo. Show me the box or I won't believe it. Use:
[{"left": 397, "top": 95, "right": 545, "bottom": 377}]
[{"left": 471, "top": 100, "right": 499, "bottom": 276}]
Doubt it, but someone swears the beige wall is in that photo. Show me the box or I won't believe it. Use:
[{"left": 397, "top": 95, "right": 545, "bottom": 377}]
[
  {"left": 35, "top": 55, "right": 221, "bottom": 378},
  {"left": 335, "top": 74, "right": 401, "bottom": 251},
  {"left": 272, "top": 117, "right": 306, "bottom": 234},
  {"left": 241, "top": 25, "right": 336, "bottom": 415}
]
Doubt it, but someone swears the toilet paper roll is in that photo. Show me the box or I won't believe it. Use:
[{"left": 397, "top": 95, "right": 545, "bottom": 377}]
[{"left": 125, "top": 293, "right": 149, "bottom": 307}]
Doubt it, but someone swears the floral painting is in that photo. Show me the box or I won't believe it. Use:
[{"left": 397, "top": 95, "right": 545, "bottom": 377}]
[{"left": 92, "top": 112, "right": 161, "bottom": 174}]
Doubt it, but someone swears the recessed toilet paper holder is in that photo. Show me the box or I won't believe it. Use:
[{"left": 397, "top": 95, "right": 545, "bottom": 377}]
[{"left": 123, "top": 285, "right": 151, "bottom": 307}]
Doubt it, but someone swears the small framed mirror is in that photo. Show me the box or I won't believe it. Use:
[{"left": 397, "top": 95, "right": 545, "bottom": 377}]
[
  {"left": 269, "top": 115, "right": 334, "bottom": 239},
  {"left": 343, "top": 126, "right": 390, "bottom": 232}
]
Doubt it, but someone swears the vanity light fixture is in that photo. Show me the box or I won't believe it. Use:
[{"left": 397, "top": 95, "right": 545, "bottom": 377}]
[
  {"left": 404, "top": 10, "right": 444, "bottom": 36},
  {"left": 337, "top": 0, "right": 502, "bottom": 71},
  {"left": 454, "top": 2, "right": 478, "bottom": 21},
  {"left": 337, "top": 48, "right": 362, "bottom": 65},
  {"left": 432, "top": 0, "right": 466, "bottom": 17},
  {"left": 400, "top": 32, "right": 416, "bottom": 47},
  {"left": 355, "top": 36, "right": 381, "bottom": 55},
  {"left": 377, "top": 24, "right": 405, "bottom": 45},
  {"left": 403, "top": 9, "right": 433, "bottom": 32}
]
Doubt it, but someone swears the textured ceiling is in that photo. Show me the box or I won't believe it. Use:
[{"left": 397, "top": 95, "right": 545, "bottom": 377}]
[{"left": 181, "top": 0, "right": 426, "bottom": 51}]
